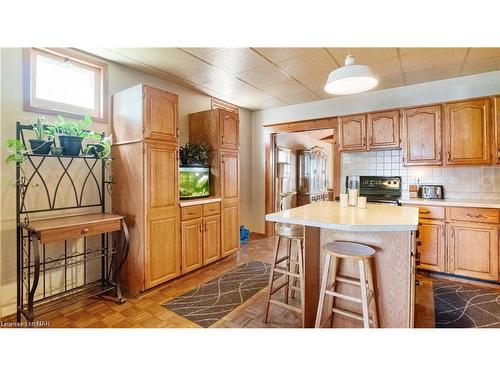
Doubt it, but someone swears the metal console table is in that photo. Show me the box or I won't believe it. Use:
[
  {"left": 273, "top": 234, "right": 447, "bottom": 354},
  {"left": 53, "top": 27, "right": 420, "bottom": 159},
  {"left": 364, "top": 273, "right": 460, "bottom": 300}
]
[{"left": 15, "top": 122, "right": 129, "bottom": 323}]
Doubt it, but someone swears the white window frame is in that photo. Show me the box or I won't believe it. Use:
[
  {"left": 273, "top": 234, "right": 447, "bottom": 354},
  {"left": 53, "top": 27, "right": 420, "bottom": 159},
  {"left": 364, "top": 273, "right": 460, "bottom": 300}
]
[{"left": 23, "top": 48, "right": 108, "bottom": 123}]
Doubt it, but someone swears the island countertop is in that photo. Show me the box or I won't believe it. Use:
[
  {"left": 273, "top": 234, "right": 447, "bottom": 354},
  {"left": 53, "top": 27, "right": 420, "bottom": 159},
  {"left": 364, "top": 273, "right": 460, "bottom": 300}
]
[{"left": 266, "top": 201, "right": 419, "bottom": 232}]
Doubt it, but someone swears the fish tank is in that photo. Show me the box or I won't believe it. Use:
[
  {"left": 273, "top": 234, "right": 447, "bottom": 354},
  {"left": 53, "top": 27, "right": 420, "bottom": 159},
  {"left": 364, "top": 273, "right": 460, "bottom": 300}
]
[{"left": 179, "top": 167, "right": 210, "bottom": 199}]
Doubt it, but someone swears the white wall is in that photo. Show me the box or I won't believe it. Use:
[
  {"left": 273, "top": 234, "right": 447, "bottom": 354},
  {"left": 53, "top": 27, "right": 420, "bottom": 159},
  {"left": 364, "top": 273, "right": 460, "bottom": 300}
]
[
  {"left": 0, "top": 48, "right": 253, "bottom": 317},
  {"left": 251, "top": 71, "right": 500, "bottom": 233}
]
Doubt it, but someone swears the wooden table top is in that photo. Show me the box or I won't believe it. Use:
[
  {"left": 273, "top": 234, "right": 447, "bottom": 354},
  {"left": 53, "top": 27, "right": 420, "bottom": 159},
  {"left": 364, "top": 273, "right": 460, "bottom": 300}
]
[{"left": 24, "top": 213, "right": 124, "bottom": 233}]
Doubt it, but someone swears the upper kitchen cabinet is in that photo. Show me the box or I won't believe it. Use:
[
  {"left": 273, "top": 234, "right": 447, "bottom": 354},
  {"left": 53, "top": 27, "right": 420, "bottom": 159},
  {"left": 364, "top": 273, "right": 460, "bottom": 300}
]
[
  {"left": 112, "top": 84, "right": 179, "bottom": 145},
  {"left": 401, "top": 105, "right": 442, "bottom": 166},
  {"left": 338, "top": 114, "right": 366, "bottom": 151},
  {"left": 367, "top": 110, "right": 400, "bottom": 150},
  {"left": 495, "top": 97, "right": 500, "bottom": 164},
  {"left": 189, "top": 108, "right": 239, "bottom": 151},
  {"left": 444, "top": 98, "right": 492, "bottom": 165}
]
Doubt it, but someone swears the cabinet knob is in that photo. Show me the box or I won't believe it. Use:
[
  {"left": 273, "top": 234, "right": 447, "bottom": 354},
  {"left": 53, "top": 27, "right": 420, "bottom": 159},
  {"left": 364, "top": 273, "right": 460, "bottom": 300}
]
[{"left": 81, "top": 228, "right": 89, "bottom": 234}]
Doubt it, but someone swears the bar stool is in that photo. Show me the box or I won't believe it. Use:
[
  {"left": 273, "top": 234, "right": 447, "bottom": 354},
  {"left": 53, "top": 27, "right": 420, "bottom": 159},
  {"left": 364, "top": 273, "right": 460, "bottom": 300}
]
[
  {"left": 315, "top": 241, "right": 379, "bottom": 328},
  {"left": 264, "top": 225, "right": 305, "bottom": 323}
]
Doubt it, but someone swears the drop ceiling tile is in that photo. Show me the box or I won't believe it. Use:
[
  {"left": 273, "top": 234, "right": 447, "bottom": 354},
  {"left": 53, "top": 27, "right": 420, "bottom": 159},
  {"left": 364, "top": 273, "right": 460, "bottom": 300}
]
[
  {"left": 327, "top": 48, "right": 398, "bottom": 65},
  {"left": 369, "top": 58, "right": 403, "bottom": 78},
  {"left": 276, "top": 49, "right": 338, "bottom": 79},
  {"left": 297, "top": 73, "right": 329, "bottom": 92},
  {"left": 400, "top": 48, "right": 467, "bottom": 73},
  {"left": 243, "top": 93, "right": 287, "bottom": 109},
  {"left": 200, "top": 48, "right": 270, "bottom": 74},
  {"left": 280, "top": 91, "right": 321, "bottom": 105},
  {"left": 180, "top": 48, "right": 224, "bottom": 57},
  {"left": 261, "top": 80, "right": 310, "bottom": 97},
  {"left": 107, "top": 48, "right": 195, "bottom": 70},
  {"left": 374, "top": 74, "right": 405, "bottom": 90},
  {"left": 252, "top": 48, "right": 323, "bottom": 63},
  {"left": 167, "top": 60, "right": 230, "bottom": 85},
  {"left": 195, "top": 85, "right": 251, "bottom": 109},
  {"left": 404, "top": 64, "right": 462, "bottom": 85},
  {"left": 201, "top": 75, "right": 262, "bottom": 97},
  {"left": 236, "top": 65, "right": 291, "bottom": 87},
  {"left": 466, "top": 48, "right": 500, "bottom": 61},
  {"left": 461, "top": 56, "right": 500, "bottom": 75}
]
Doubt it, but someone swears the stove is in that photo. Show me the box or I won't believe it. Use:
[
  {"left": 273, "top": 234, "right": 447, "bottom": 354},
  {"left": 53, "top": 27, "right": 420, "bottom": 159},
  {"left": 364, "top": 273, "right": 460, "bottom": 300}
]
[{"left": 347, "top": 176, "right": 402, "bottom": 206}]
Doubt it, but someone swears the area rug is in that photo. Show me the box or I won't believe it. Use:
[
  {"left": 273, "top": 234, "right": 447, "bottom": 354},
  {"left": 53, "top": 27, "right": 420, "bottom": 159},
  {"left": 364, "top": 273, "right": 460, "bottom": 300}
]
[
  {"left": 433, "top": 278, "right": 500, "bottom": 328},
  {"left": 163, "top": 260, "right": 273, "bottom": 327}
]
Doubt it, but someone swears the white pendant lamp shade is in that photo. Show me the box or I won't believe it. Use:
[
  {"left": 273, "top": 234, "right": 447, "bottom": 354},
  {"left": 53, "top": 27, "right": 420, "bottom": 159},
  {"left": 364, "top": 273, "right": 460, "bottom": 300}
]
[{"left": 324, "top": 54, "right": 378, "bottom": 95}]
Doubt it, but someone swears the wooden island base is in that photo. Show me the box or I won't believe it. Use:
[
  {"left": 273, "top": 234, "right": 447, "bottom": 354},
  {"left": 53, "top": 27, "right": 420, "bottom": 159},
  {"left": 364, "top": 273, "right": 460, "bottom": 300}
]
[{"left": 304, "top": 227, "right": 416, "bottom": 328}]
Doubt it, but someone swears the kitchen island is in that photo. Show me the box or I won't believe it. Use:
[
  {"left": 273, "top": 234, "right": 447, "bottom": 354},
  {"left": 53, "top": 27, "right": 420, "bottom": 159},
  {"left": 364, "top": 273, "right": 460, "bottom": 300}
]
[{"left": 266, "top": 201, "right": 419, "bottom": 328}]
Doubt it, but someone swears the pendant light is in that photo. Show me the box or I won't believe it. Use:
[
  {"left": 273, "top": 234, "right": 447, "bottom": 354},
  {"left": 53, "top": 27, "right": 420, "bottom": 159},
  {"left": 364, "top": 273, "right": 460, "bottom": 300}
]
[{"left": 324, "top": 53, "right": 378, "bottom": 95}]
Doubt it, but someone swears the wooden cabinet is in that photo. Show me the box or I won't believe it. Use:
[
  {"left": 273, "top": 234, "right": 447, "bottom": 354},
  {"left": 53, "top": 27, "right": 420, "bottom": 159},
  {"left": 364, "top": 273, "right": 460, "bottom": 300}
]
[
  {"left": 367, "top": 110, "right": 400, "bottom": 150},
  {"left": 221, "top": 152, "right": 240, "bottom": 203},
  {"left": 112, "top": 84, "right": 180, "bottom": 294},
  {"left": 203, "top": 214, "right": 221, "bottom": 265},
  {"left": 338, "top": 114, "right": 366, "bottom": 151},
  {"left": 180, "top": 202, "right": 222, "bottom": 272},
  {"left": 417, "top": 219, "right": 445, "bottom": 272},
  {"left": 444, "top": 99, "right": 492, "bottom": 165},
  {"left": 222, "top": 203, "right": 240, "bottom": 257},
  {"left": 447, "top": 221, "right": 498, "bottom": 281},
  {"left": 189, "top": 108, "right": 239, "bottom": 151},
  {"left": 494, "top": 97, "right": 500, "bottom": 163},
  {"left": 181, "top": 218, "right": 203, "bottom": 274},
  {"left": 401, "top": 105, "right": 442, "bottom": 166}
]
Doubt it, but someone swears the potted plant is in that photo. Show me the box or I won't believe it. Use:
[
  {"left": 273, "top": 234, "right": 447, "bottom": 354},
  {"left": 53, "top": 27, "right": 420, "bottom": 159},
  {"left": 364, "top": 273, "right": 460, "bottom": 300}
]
[
  {"left": 179, "top": 143, "right": 209, "bottom": 167},
  {"left": 5, "top": 139, "right": 28, "bottom": 164},
  {"left": 51, "top": 115, "right": 92, "bottom": 156},
  {"left": 29, "top": 115, "right": 54, "bottom": 155},
  {"left": 85, "top": 133, "right": 112, "bottom": 159}
]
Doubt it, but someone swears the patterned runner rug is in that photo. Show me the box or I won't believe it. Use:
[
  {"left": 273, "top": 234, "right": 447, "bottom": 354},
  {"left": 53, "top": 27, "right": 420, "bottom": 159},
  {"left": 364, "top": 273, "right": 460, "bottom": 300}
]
[
  {"left": 433, "top": 278, "right": 500, "bottom": 328},
  {"left": 163, "top": 260, "right": 273, "bottom": 327}
]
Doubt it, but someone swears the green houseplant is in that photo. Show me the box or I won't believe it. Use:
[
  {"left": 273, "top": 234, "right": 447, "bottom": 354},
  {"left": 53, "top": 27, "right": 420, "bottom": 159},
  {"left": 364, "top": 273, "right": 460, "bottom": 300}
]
[
  {"left": 5, "top": 139, "right": 28, "bottom": 163},
  {"left": 29, "top": 115, "right": 54, "bottom": 155},
  {"left": 51, "top": 115, "right": 92, "bottom": 156},
  {"left": 85, "top": 132, "right": 112, "bottom": 159},
  {"left": 179, "top": 143, "right": 209, "bottom": 167}
]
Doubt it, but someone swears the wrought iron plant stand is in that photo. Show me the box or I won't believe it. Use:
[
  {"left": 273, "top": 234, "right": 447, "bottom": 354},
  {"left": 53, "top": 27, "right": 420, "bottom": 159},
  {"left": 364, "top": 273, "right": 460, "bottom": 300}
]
[{"left": 15, "top": 122, "right": 129, "bottom": 323}]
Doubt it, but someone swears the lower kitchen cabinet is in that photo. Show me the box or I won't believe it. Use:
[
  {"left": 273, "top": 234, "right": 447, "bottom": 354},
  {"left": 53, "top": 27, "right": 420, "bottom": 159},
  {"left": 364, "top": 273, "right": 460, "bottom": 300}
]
[
  {"left": 417, "top": 219, "right": 445, "bottom": 272},
  {"left": 203, "top": 214, "right": 221, "bottom": 265},
  {"left": 447, "top": 221, "right": 499, "bottom": 281},
  {"left": 181, "top": 218, "right": 204, "bottom": 274}
]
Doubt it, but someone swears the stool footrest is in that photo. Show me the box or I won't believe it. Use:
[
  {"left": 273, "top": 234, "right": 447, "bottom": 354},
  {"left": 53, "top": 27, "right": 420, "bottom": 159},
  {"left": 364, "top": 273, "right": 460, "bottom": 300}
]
[
  {"left": 274, "top": 268, "right": 301, "bottom": 278},
  {"left": 269, "top": 299, "right": 302, "bottom": 314},
  {"left": 332, "top": 307, "right": 373, "bottom": 324},
  {"left": 326, "top": 290, "right": 362, "bottom": 304},
  {"left": 335, "top": 275, "right": 364, "bottom": 286}
]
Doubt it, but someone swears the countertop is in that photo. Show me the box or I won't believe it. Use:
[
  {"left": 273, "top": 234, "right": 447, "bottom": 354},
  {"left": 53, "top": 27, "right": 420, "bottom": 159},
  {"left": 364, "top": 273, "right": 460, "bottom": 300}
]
[
  {"left": 265, "top": 201, "right": 419, "bottom": 232},
  {"left": 179, "top": 197, "right": 222, "bottom": 207},
  {"left": 399, "top": 197, "right": 500, "bottom": 209}
]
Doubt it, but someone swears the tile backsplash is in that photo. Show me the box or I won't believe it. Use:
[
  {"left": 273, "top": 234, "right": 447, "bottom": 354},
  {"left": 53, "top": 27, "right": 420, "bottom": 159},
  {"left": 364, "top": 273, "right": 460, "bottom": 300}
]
[{"left": 341, "top": 149, "right": 500, "bottom": 199}]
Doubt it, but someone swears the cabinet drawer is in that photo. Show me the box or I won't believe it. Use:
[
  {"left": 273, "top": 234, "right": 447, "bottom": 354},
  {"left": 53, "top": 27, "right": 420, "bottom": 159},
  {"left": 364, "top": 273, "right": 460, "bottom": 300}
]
[
  {"left": 417, "top": 205, "right": 445, "bottom": 220},
  {"left": 181, "top": 205, "right": 203, "bottom": 221},
  {"left": 448, "top": 207, "right": 499, "bottom": 224},
  {"left": 203, "top": 202, "right": 220, "bottom": 217},
  {"left": 39, "top": 220, "right": 121, "bottom": 244}
]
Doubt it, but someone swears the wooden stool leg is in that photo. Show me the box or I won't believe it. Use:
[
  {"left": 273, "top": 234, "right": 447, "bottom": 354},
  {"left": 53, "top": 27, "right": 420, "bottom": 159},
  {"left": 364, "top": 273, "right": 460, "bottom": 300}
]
[
  {"left": 358, "top": 259, "right": 370, "bottom": 328},
  {"left": 284, "top": 238, "right": 291, "bottom": 304},
  {"left": 297, "top": 237, "right": 305, "bottom": 319},
  {"left": 329, "top": 256, "right": 339, "bottom": 328},
  {"left": 291, "top": 239, "right": 301, "bottom": 299},
  {"left": 365, "top": 258, "right": 379, "bottom": 328},
  {"left": 264, "top": 236, "right": 281, "bottom": 323},
  {"left": 315, "top": 252, "right": 331, "bottom": 328}
]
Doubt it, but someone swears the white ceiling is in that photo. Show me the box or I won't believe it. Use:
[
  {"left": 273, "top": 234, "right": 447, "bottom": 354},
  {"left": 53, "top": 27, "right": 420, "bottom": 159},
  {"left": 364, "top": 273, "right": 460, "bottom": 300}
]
[{"left": 79, "top": 48, "right": 500, "bottom": 111}]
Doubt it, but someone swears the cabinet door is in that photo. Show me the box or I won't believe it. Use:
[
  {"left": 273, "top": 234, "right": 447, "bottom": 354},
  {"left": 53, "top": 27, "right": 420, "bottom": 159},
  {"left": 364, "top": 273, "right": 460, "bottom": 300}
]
[
  {"left": 221, "top": 203, "right": 239, "bottom": 257},
  {"left": 494, "top": 97, "right": 500, "bottom": 163},
  {"left": 367, "top": 110, "right": 400, "bottom": 150},
  {"left": 203, "top": 215, "right": 221, "bottom": 265},
  {"left": 221, "top": 152, "right": 239, "bottom": 204},
  {"left": 144, "top": 85, "right": 178, "bottom": 142},
  {"left": 401, "top": 105, "right": 442, "bottom": 166},
  {"left": 181, "top": 218, "right": 203, "bottom": 274},
  {"left": 448, "top": 222, "right": 498, "bottom": 281},
  {"left": 144, "top": 142, "right": 180, "bottom": 288},
  {"left": 338, "top": 114, "right": 366, "bottom": 151},
  {"left": 444, "top": 99, "right": 491, "bottom": 165},
  {"left": 417, "top": 220, "right": 445, "bottom": 272},
  {"left": 220, "top": 109, "right": 239, "bottom": 150}
]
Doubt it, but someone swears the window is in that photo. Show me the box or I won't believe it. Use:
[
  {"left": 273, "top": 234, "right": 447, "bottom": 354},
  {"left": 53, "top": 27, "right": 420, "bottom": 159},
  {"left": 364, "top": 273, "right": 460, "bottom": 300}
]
[{"left": 24, "top": 48, "right": 108, "bottom": 122}]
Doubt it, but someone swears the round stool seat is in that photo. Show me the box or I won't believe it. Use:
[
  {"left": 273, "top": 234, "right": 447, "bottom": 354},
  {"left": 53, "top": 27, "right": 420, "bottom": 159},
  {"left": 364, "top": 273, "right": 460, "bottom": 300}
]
[
  {"left": 323, "top": 241, "right": 375, "bottom": 259},
  {"left": 277, "top": 225, "right": 304, "bottom": 239}
]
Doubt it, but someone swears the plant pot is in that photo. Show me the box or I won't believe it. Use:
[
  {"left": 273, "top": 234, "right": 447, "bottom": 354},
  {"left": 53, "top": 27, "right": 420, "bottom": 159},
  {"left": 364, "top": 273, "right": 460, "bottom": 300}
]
[
  {"left": 29, "top": 139, "right": 53, "bottom": 155},
  {"left": 59, "top": 135, "right": 83, "bottom": 156},
  {"left": 85, "top": 143, "right": 105, "bottom": 157},
  {"left": 50, "top": 146, "right": 64, "bottom": 156}
]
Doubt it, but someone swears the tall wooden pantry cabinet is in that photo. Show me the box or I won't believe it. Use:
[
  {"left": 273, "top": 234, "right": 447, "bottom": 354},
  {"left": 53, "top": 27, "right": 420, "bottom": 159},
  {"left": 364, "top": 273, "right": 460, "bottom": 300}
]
[
  {"left": 188, "top": 108, "right": 240, "bottom": 257},
  {"left": 112, "top": 84, "right": 181, "bottom": 295}
]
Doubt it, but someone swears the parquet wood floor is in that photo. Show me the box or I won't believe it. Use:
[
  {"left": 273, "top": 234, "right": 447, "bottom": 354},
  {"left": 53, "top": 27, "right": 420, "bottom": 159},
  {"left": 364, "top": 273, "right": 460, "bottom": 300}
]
[{"left": 3, "top": 236, "right": 436, "bottom": 328}]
